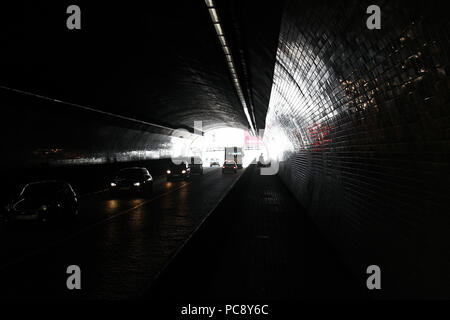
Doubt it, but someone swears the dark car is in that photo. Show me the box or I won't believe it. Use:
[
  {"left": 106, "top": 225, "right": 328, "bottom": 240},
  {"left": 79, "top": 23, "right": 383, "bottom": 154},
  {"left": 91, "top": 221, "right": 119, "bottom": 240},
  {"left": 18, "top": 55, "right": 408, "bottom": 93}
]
[
  {"left": 110, "top": 167, "right": 153, "bottom": 196},
  {"left": 222, "top": 160, "right": 237, "bottom": 174},
  {"left": 3, "top": 180, "right": 78, "bottom": 223},
  {"left": 166, "top": 161, "right": 191, "bottom": 181}
]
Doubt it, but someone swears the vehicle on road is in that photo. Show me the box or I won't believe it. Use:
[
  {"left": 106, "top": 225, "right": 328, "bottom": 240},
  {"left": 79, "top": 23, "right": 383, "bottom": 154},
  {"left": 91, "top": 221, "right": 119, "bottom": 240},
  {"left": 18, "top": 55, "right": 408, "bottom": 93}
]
[
  {"left": 210, "top": 159, "right": 220, "bottom": 167},
  {"left": 225, "top": 147, "right": 243, "bottom": 168},
  {"left": 222, "top": 160, "right": 237, "bottom": 174},
  {"left": 110, "top": 167, "right": 153, "bottom": 196},
  {"left": 189, "top": 156, "right": 203, "bottom": 175},
  {"left": 3, "top": 180, "right": 78, "bottom": 223},
  {"left": 166, "top": 161, "right": 191, "bottom": 181}
]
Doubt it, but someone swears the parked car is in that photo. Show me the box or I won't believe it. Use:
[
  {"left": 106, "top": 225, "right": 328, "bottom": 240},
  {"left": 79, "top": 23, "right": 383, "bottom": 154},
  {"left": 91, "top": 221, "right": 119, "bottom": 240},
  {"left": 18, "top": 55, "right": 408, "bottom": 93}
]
[
  {"left": 3, "top": 180, "right": 78, "bottom": 223},
  {"left": 110, "top": 167, "right": 153, "bottom": 196},
  {"left": 222, "top": 160, "right": 237, "bottom": 174},
  {"left": 166, "top": 161, "right": 191, "bottom": 181}
]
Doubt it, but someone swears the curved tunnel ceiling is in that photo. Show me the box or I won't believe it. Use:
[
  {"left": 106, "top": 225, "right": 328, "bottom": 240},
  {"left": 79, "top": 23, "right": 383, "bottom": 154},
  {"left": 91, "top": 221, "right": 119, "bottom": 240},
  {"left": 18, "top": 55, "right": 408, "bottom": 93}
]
[{"left": 0, "top": 1, "right": 283, "bottom": 133}]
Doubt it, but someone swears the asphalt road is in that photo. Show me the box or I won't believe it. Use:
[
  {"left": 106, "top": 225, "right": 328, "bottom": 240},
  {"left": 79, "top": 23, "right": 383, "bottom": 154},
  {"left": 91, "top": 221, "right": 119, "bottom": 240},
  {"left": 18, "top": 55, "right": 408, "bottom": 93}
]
[{"left": 0, "top": 166, "right": 243, "bottom": 299}]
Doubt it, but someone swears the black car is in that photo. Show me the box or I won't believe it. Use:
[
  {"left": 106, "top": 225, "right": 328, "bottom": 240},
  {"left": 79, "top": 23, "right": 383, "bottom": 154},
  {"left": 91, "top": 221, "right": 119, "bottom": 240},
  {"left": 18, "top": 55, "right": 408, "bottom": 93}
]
[
  {"left": 3, "top": 180, "right": 78, "bottom": 223},
  {"left": 110, "top": 167, "right": 153, "bottom": 196},
  {"left": 166, "top": 162, "right": 191, "bottom": 181},
  {"left": 222, "top": 160, "right": 237, "bottom": 174}
]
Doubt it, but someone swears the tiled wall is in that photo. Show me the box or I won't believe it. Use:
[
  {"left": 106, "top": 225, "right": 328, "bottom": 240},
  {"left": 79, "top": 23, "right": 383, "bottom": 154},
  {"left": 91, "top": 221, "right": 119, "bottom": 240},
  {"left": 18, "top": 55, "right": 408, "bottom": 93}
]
[{"left": 264, "top": 0, "right": 450, "bottom": 298}]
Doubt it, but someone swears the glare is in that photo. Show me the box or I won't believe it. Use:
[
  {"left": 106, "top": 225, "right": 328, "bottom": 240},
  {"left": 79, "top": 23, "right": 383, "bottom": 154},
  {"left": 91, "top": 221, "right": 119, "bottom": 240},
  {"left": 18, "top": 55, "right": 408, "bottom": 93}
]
[
  {"left": 219, "top": 35, "right": 227, "bottom": 47},
  {"left": 262, "top": 39, "right": 342, "bottom": 159},
  {"left": 106, "top": 199, "right": 119, "bottom": 211},
  {"left": 187, "top": 127, "right": 268, "bottom": 168},
  {"left": 222, "top": 45, "right": 230, "bottom": 55},
  {"left": 193, "top": 127, "right": 245, "bottom": 148},
  {"left": 214, "top": 23, "right": 223, "bottom": 36},
  {"left": 208, "top": 8, "right": 219, "bottom": 23}
]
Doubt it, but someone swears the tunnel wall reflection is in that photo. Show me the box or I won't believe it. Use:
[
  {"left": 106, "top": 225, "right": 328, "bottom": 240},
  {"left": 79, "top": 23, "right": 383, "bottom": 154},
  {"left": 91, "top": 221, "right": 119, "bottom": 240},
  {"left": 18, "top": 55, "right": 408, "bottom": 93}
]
[
  {"left": 264, "top": 0, "right": 450, "bottom": 297},
  {"left": 0, "top": 88, "right": 195, "bottom": 168}
]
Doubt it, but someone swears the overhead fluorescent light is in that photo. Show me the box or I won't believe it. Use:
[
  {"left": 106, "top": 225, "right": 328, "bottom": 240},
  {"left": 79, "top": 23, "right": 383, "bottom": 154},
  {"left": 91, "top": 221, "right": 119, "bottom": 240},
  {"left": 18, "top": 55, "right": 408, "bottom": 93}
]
[
  {"left": 208, "top": 8, "right": 219, "bottom": 23},
  {"left": 204, "top": 1, "right": 256, "bottom": 135},
  {"left": 219, "top": 35, "right": 227, "bottom": 46},
  {"left": 214, "top": 23, "right": 223, "bottom": 36},
  {"left": 222, "top": 46, "right": 230, "bottom": 55}
]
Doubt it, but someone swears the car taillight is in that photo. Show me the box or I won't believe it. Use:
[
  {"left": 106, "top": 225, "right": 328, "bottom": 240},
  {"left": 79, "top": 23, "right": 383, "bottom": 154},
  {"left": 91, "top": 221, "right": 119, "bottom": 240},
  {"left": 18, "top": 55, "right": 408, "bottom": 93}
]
[{"left": 234, "top": 166, "right": 237, "bottom": 169}]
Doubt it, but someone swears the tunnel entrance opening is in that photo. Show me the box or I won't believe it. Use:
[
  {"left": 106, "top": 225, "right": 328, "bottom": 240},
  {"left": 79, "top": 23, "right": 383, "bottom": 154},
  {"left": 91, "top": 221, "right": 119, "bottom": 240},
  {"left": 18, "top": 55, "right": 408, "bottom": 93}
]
[{"left": 186, "top": 127, "right": 268, "bottom": 168}]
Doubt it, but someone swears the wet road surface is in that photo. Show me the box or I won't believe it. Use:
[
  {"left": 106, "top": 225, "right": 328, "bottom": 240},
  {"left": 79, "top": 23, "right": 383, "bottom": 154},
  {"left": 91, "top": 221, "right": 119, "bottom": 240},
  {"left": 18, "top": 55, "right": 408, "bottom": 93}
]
[{"left": 0, "top": 167, "right": 243, "bottom": 299}]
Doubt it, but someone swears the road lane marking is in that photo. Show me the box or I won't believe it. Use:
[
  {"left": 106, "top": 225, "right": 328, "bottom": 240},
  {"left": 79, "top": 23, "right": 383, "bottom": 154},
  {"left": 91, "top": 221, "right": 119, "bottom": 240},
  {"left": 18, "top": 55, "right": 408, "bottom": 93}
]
[{"left": 78, "top": 169, "right": 218, "bottom": 198}]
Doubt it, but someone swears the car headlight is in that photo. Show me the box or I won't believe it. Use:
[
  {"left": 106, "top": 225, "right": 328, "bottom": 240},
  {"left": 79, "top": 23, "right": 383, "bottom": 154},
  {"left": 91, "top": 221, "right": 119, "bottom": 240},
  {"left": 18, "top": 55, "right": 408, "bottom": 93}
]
[
  {"left": 181, "top": 170, "right": 186, "bottom": 174},
  {"left": 166, "top": 170, "right": 171, "bottom": 174},
  {"left": 110, "top": 182, "right": 117, "bottom": 187},
  {"left": 133, "top": 182, "right": 140, "bottom": 186},
  {"left": 40, "top": 205, "right": 48, "bottom": 211}
]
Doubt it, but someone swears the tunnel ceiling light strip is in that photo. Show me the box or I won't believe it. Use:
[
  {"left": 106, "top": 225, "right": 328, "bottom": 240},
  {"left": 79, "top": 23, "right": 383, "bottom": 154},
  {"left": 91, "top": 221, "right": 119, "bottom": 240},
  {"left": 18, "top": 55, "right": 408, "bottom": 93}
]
[
  {"left": 222, "top": 46, "right": 230, "bottom": 55},
  {"left": 214, "top": 23, "right": 223, "bottom": 36},
  {"left": 0, "top": 84, "right": 204, "bottom": 136},
  {"left": 208, "top": 8, "right": 219, "bottom": 23},
  {"left": 218, "top": 35, "right": 227, "bottom": 47},
  {"left": 204, "top": 0, "right": 256, "bottom": 136}
]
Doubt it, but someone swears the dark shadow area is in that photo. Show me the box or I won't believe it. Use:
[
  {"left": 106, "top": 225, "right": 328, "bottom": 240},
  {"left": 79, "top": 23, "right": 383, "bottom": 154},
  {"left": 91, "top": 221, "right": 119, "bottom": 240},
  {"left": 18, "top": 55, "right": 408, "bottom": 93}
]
[{"left": 147, "top": 165, "right": 368, "bottom": 300}]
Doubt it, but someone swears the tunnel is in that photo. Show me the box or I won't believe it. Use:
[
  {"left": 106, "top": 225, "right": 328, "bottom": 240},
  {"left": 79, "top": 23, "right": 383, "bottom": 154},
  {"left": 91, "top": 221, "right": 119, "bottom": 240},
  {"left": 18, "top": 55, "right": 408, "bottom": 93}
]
[{"left": 0, "top": 0, "right": 449, "bottom": 304}]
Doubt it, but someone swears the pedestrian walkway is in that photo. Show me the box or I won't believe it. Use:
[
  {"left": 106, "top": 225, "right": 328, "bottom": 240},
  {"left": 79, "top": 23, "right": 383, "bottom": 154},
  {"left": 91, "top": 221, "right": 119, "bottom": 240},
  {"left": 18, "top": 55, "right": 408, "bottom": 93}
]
[{"left": 148, "top": 165, "right": 367, "bottom": 299}]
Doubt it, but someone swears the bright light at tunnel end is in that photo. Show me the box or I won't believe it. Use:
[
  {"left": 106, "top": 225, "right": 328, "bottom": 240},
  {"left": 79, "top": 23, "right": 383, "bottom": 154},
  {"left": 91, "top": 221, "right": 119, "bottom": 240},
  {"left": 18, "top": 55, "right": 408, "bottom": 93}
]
[{"left": 167, "top": 121, "right": 279, "bottom": 175}]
